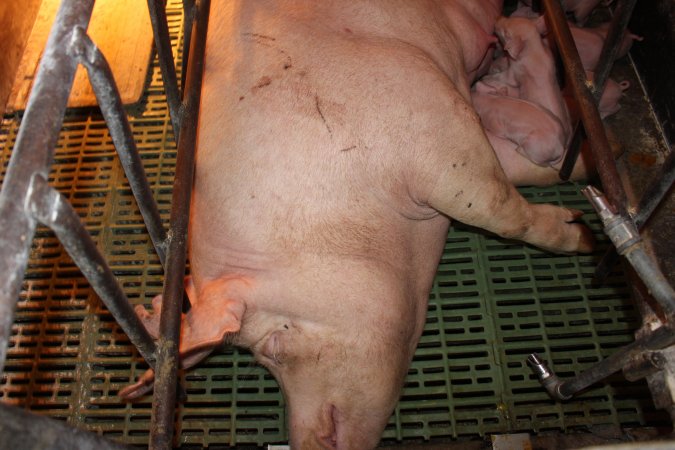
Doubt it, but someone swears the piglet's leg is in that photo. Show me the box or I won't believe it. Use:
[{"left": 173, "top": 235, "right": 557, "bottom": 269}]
[{"left": 119, "top": 276, "right": 246, "bottom": 400}]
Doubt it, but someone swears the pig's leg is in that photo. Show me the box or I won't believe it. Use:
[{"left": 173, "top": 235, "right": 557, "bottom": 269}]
[
  {"left": 120, "top": 276, "right": 246, "bottom": 399},
  {"left": 426, "top": 108, "right": 593, "bottom": 254}
]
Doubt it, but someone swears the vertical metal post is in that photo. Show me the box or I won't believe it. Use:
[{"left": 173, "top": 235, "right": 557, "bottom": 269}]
[
  {"left": 0, "top": 0, "right": 95, "bottom": 375},
  {"left": 542, "top": 0, "right": 628, "bottom": 215},
  {"left": 148, "top": 0, "right": 209, "bottom": 447},
  {"left": 559, "top": 0, "right": 639, "bottom": 180}
]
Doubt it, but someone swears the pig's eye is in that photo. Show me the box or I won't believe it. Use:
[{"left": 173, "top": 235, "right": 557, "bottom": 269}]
[{"left": 261, "top": 331, "right": 285, "bottom": 366}]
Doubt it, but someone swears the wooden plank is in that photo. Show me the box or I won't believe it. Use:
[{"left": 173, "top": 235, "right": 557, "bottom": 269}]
[
  {"left": 0, "top": 0, "right": 43, "bottom": 117},
  {"left": 7, "top": 0, "right": 154, "bottom": 111}
]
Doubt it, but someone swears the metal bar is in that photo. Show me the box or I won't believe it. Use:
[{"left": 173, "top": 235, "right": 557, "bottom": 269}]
[
  {"left": 148, "top": 0, "right": 210, "bottom": 447},
  {"left": 543, "top": 0, "right": 628, "bottom": 214},
  {"left": 0, "top": 0, "right": 95, "bottom": 375},
  {"left": 0, "top": 402, "right": 133, "bottom": 450},
  {"left": 595, "top": 150, "right": 675, "bottom": 280},
  {"left": 27, "top": 175, "right": 158, "bottom": 369},
  {"left": 592, "top": 0, "right": 639, "bottom": 99},
  {"left": 70, "top": 27, "right": 169, "bottom": 267},
  {"left": 181, "top": 0, "right": 196, "bottom": 94},
  {"left": 560, "top": 0, "right": 639, "bottom": 180},
  {"left": 529, "top": 324, "right": 675, "bottom": 400},
  {"left": 147, "top": 0, "right": 183, "bottom": 140},
  {"left": 583, "top": 185, "right": 675, "bottom": 316}
]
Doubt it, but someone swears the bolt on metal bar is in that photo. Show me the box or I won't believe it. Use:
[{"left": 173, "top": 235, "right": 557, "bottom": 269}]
[
  {"left": 0, "top": 0, "right": 95, "bottom": 376},
  {"left": 583, "top": 185, "right": 675, "bottom": 316},
  {"left": 542, "top": 0, "right": 628, "bottom": 215},
  {"left": 69, "top": 27, "right": 169, "bottom": 268},
  {"left": 559, "top": 0, "right": 638, "bottom": 180},
  {"left": 147, "top": 0, "right": 183, "bottom": 140},
  {"left": 27, "top": 174, "right": 158, "bottom": 368},
  {"left": 148, "top": 0, "right": 210, "bottom": 448},
  {"left": 595, "top": 150, "right": 675, "bottom": 280}
]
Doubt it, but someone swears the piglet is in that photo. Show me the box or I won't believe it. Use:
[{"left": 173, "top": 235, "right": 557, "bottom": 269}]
[
  {"left": 494, "top": 16, "right": 572, "bottom": 143},
  {"left": 591, "top": 22, "right": 644, "bottom": 58},
  {"left": 569, "top": 22, "right": 644, "bottom": 71},
  {"left": 586, "top": 71, "right": 631, "bottom": 118},
  {"left": 472, "top": 91, "right": 566, "bottom": 166}
]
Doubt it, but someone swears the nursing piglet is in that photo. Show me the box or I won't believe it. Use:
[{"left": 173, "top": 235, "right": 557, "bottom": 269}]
[
  {"left": 472, "top": 91, "right": 566, "bottom": 166},
  {"left": 494, "top": 16, "right": 572, "bottom": 142}
]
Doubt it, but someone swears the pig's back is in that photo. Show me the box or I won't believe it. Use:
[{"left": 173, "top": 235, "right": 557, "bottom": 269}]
[{"left": 190, "top": 0, "right": 459, "bottom": 300}]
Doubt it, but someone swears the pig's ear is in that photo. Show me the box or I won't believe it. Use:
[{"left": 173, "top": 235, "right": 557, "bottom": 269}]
[
  {"left": 505, "top": 36, "right": 524, "bottom": 58},
  {"left": 534, "top": 16, "right": 548, "bottom": 35},
  {"left": 178, "top": 278, "right": 247, "bottom": 369}
]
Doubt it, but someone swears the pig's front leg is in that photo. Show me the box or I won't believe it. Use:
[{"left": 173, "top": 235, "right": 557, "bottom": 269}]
[{"left": 424, "top": 95, "right": 593, "bottom": 254}]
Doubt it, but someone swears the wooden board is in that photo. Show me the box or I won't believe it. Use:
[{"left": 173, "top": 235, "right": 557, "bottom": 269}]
[
  {"left": 0, "top": 0, "right": 43, "bottom": 117},
  {"left": 7, "top": 0, "right": 154, "bottom": 111}
]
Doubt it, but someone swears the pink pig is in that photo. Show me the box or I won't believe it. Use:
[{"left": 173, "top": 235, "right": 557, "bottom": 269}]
[
  {"left": 118, "top": 1, "right": 596, "bottom": 448},
  {"left": 586, "top": 71, "right": 631, "bottom": 118},
  {"left": 494, "top": 16, "right": 572, "bottom": 143},
  {"left": 569, "top": 22, "right": 644, "bottom": 70},
  {"left": 472, "top": 91, "right": 566, "bottom": 166}
]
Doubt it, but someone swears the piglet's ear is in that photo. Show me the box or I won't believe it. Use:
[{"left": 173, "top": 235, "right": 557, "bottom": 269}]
[
  {"left": 534, "top": 16, "right": 548, "bottom": 35},
  {"left": 505, "top": 36, "right": 524, "bottom": 59}
]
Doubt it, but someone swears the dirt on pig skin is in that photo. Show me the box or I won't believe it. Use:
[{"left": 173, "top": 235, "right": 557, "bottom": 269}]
[{"left": 123, "top": 1, "right": 595, "bottom": 448}]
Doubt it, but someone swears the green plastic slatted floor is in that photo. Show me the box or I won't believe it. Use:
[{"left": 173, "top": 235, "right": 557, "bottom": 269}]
[{"left": 0, "top": 1, "right": 665, "bottom": 447}]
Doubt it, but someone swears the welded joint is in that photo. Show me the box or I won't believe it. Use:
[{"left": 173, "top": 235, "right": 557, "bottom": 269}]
[
  {"left": 527, "top": 353, "right": 573, "bottom": 401},
  {"left": 582, "top": 185, "right": 640, "bottom": 254},
  {"left": 25, "top": 173, "right": 63, "bottom": 225},
  {"left": 623, "top": 350, "right": 667, "bottom": 382}
]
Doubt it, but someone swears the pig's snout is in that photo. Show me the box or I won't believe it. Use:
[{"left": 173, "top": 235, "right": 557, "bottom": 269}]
[{"left": 289, "top": 402, "right": 383, "bottom": 450}]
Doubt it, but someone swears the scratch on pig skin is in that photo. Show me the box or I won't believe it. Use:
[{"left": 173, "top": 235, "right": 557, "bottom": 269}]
[
  {"left": 252, "top": 76, "right": 272, "bottom": 91},
  {"left": 454, "top": 190, "right": 464, "bottom": 198},
  {"left": 242, "top": 32, "right": 276, "bottom": 41},
  {"left": 315, "top": 95, "right": 332, "bottom": 135},
  {"left": 340, "top": 145, "right": 357, "bottom": 152}
]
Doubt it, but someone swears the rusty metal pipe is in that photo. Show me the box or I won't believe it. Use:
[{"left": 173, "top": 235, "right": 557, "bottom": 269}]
[
  {"left": 148, "top": 0, "right": 210, "bottom": 447},
  {"left": 592, "top": 0, "right": 639, "bottom": 99},
  {"left": 0, "top": 0, "right": 95, "bottom": 376},
  {"left": 543, "top": 0, "right": 628, "bottom": 214}
]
